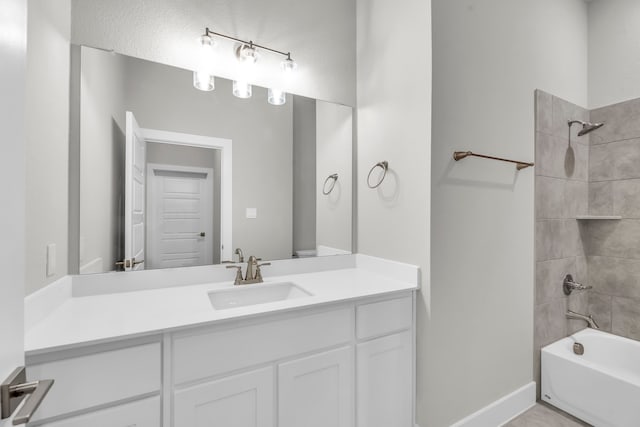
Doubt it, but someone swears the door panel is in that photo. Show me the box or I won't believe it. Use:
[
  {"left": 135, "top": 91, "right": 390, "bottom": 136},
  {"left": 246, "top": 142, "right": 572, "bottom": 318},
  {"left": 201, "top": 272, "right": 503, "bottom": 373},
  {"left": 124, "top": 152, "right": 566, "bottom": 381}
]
[
  {"left": 147, "top": 166, "right": 213, "bottom": 269},
  {"left": 125, "top": 111, "right": 146, "bottom": 271},
  {"left": 174, "top": 367, "right": 274, "bottom": 427},
  {"left": 278, "top": 347, "right": 354, "bottom": 427},
  {"left": 357, "top": 331, "right": 412, "bottom": 427}
]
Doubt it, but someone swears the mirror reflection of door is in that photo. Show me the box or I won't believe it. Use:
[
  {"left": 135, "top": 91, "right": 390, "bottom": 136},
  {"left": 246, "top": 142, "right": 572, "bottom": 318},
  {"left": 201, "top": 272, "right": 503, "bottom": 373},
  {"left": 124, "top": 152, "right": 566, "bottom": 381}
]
[
  {"left": 124, "top": 111, "right": 146, "bottom": 271},
  {"left": 147, "top": 165, "right": 214, "bottom": 269}
]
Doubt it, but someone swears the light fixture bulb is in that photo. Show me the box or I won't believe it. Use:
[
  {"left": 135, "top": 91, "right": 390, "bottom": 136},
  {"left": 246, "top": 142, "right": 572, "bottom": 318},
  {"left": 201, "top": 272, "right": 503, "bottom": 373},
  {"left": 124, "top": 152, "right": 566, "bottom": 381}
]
[
  {"left": 281, "top": 57, "right": 297, "bottom": 73},
  {"left": 233, "top": 80, "right": 252, "bottom": 98},
  {"left": 198, "top": 33, "right": 215, "bottom": 48},
  {"left": 193, "top": 71, "right": 215, "bottom": 91},
  {"left": 193, "top": 32, "right": 215, "bottom": 91},
  {"left": 237, "top": 44, "right": 258, "bottom": 64},
  {"left": 268, "top": 88, "right": 286, "bottom": 106}
]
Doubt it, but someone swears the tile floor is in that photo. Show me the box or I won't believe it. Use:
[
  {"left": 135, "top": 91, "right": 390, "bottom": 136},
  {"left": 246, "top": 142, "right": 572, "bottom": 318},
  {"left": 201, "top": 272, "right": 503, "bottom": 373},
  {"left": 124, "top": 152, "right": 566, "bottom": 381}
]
[{"left": 505, "top": 403, "right": 591, "bottom": 426}]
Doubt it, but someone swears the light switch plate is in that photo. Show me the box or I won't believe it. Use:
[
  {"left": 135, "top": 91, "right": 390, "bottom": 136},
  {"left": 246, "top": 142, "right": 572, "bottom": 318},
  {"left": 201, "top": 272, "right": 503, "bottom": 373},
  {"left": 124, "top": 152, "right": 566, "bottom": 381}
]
[
  {"left": 46, "top": 244, "right": 56, "bottom": 277},
  {"left": 246, "top": 208, "right": 257, "bottom": 219}
]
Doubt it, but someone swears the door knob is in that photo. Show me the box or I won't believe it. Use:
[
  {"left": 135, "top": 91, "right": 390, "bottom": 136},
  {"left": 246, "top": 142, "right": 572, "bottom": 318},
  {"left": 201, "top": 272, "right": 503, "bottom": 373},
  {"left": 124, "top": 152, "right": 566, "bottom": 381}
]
[
  {"left": 1, "top": 367, "right": 54, "bottom": 425},
  {"left": 200, "top": 232, "right": 206, "bottom": 237}
]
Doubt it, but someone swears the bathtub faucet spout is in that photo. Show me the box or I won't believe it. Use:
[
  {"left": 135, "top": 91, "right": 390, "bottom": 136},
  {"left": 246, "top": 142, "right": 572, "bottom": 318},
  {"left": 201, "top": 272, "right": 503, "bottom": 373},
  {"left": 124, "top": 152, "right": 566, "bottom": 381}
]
[{"left": 566, "top": 310, "right": 599, "bottom": 329}]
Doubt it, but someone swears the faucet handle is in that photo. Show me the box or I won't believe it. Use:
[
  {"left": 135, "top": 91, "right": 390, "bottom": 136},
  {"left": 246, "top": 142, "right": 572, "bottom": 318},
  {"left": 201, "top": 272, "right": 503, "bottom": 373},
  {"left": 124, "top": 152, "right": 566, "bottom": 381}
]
[
  {"left": 563, "top": 274, "right": 592, "bottom": 295},
  {"left": 226, "top": 265, "right": 243, "bottom": 285},
  {"left": 255, "top": 262, "right": 271, "bottom": 282}
]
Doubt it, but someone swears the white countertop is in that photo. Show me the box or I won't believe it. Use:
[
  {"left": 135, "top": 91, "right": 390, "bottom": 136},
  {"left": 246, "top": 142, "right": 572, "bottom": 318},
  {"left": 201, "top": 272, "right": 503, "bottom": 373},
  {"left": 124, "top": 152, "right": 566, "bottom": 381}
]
[{"left": 25, "top": 264, "right": 418, "bottom": 355}]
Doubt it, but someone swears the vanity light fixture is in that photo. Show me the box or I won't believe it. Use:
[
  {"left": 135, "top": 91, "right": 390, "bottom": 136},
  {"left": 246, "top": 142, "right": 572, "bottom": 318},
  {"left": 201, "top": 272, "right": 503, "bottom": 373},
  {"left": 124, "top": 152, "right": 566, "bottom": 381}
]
[
  {"left": 268, "top": 88, "right": 286, "bottom": 106},
  {"left": 193, "top": 33, "right": 216, "bottom": 91},
  {"left": 195, "top": 27, "right": 296, "bottom": 104},
  {"left": 233, "top": 80, "right": 252, "bottom": 99}
]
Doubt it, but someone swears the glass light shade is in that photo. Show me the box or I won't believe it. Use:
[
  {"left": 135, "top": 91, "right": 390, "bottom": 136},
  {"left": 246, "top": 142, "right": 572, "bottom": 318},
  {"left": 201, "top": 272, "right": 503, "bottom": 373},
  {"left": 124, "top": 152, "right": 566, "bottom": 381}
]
[
  {"left": 281, "top": 57, "right": 297, "bottom": 73},
  {"left": 268, "top": 88, "right": 286, "bottom": 106},
  {"left": 233, "top": 80, "right": 252, "bottom": 98},
  {"left": 193, "top": 70, "right": 215, "bottom": 91},
  {"left": 198, "top": 33, "right": 215, "bottom": 48},
  {"left": 238, "top": 44, "right": 258, "bottom": 64}
]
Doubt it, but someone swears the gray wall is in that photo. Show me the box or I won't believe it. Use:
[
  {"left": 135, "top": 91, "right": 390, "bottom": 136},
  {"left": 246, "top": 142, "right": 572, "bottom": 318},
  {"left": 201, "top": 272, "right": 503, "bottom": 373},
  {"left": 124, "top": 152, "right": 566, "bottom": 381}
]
[
  {"left": 146, "top": 143, "right": 222, "bottom": 264},
  {"left": 25, "top": 0, "right": 71, "bottom": 294},
  {"left": 78, "top": 48, "right": 294, "bottom": 270},
  {"left": 534, "top": 90, "right": 590, "bottom": 398},
  {"left": 356, "top": 0, "right": 432, "bottom": 423},
  {"left": 427, "top": 1, "right": 588, "bottom": 425},
  {"left": 292, "top": 96, "right": 316, "bottom": 253},
  {"left": 316, "top": 101, "right": 352, "bottom": 253},
  {"left": 588, "top": 1, "right": 640, "bottom": 108},
  {"left": 586, "top": 97, "right": 640, "bottom": 340},
  {"left": 78, "top": 46, "right": 127, "bottom": 275}
]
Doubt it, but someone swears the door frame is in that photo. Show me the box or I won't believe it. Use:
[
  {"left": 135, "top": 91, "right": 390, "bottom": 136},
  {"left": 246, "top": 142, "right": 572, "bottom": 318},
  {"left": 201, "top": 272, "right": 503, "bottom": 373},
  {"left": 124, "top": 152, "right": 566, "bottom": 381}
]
[
  {"left": 146, "top": 163, "right": 215, "bottom": 269},
  {"left": 142, "top": 128, "right": 233, "bottom": 262}
]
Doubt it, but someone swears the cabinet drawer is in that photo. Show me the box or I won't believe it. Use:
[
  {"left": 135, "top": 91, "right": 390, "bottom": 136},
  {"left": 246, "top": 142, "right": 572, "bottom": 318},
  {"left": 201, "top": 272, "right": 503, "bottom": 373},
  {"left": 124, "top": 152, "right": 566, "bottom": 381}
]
[
  {"left": 38, "top": 396, "right": 160, "bottom": 427},
  {"left": 356, "top": 296, "right": 412, "bottom": 340},
  {"left": 27, "top": 343, "right": 161, "bottom": 422},
  {"left": 173, "top": 307, "right": 353, "bottom": 384}
]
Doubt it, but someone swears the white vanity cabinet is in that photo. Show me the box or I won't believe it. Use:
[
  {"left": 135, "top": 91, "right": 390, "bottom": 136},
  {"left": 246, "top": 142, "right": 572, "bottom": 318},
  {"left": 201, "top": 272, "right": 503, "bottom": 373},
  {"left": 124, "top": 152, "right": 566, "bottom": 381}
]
[
  {"left": 26, "top": 292, "right": 415, "bottom": 427},
  {"left": 170, "top": 293, "right": 414, "bottom": 427}
]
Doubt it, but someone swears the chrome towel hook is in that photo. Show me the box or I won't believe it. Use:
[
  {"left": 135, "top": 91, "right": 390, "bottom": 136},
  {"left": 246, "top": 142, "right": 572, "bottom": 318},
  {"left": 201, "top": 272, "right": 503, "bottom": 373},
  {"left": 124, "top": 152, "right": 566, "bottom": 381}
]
[
  {"left": 322, "top": 173, "right": 338, "bottom": 195},
  {"left": 367, "top": 161, "right": 388, "bottom": 189}
]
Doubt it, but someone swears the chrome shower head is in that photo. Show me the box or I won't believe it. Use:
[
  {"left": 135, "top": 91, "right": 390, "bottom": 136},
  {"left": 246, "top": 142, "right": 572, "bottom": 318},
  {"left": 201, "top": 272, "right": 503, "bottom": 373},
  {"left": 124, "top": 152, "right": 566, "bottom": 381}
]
[{"left": 568, "top": 120, "right": 605, "bottom": 137}]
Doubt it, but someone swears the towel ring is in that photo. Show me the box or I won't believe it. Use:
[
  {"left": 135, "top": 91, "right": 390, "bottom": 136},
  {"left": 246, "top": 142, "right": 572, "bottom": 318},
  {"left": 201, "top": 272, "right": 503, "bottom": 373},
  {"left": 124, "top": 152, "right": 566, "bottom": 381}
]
[
  {"left": 322, "top": 173, "right": 338, "bottom": 195},
  {"left": 367, "top": 161, "right": 388, "bottom": 189}
]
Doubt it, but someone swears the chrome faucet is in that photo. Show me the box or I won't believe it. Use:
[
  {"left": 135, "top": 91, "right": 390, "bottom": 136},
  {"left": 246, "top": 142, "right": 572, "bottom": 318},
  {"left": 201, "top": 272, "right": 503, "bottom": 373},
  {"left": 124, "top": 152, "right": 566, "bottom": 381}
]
[
  {"left": 226, "top": 255, "right": 271, "bottom": 285},
  {"left": 566, "top": 310, "right": 599, "bottom": 329},
  {"left": 235, "top": 247, "right": 245, "bottom": 263},
  {"left": 563, "top": 274, "right": 592, "bottom": 295}
]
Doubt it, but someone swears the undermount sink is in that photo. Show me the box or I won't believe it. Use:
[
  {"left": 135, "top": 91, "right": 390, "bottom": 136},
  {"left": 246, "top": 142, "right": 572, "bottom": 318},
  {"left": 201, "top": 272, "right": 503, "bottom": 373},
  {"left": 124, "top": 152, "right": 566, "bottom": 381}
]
[{"left": 208, "top": 282, "right": 312, "bottom": 310}]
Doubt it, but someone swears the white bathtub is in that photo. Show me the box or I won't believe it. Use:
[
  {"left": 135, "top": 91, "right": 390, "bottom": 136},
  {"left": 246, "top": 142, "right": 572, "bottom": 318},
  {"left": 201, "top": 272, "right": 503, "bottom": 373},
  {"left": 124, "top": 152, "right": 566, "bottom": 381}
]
[{"left": 541, "top": 329, "right": 640, "bottom": 427}]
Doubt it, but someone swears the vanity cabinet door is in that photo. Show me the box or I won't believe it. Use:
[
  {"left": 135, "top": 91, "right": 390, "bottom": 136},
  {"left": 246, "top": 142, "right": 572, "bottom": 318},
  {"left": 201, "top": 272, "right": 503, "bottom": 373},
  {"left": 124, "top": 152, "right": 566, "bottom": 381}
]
[
  {"left": 278, "top": 346, "right": 354, "bottom": 427},
  {"left": 174, "top": 367, "right": 274, "bottom": 427},
  {"left": 357, "top": 331, "right": 412, "bottom": 427}
]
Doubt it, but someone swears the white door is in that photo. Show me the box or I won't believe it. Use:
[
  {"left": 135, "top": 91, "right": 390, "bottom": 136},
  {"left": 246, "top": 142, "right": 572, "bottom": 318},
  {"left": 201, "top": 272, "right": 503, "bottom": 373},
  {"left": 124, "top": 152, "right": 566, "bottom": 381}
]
[
  {"left": 146, "top": 164, "right": 214, "bottom": 269},
  {"left": 357, "top": 331, "right": 413, "bottom": 427},
  {"left": 174, "top": 367, "right": 274, "bottom": 427},
  {"left": 1, "top": 3, "right": 53, "bottom": 424},
  {"left": 1, "top": 0, "right": 27, "bottom": 424},
  {"left": 279, "top": 347, "right": 354, "bottom": 427},
  {"left": 124, "top": 111, "right": 146, "bottom": 271}
]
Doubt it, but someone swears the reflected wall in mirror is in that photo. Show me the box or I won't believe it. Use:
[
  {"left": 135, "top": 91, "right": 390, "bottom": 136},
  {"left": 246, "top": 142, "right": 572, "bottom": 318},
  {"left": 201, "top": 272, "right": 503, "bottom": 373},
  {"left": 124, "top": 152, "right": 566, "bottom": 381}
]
[{"left": 72, "top": 46, "right": 352, "bottom": 274}]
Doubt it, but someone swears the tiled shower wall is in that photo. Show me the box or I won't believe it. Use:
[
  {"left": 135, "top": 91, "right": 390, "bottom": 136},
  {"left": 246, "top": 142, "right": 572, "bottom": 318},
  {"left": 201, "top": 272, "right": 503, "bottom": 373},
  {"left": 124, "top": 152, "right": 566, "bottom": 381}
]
[
  {"left": 586, "top": 98, "right": 640, "bottom": 340},
  {"left": 534, "top": 90, "right": 590, "bottom": 395},
  {"left": 535, "top": 91, "right": 640, "bottom": 395}
]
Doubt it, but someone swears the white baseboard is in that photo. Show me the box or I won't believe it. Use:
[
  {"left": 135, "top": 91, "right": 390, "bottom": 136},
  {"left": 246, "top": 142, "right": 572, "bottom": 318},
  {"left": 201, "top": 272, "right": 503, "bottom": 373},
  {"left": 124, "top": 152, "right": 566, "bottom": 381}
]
[{"left": 450, "top": 382, "right": 536, "bottom": 427}]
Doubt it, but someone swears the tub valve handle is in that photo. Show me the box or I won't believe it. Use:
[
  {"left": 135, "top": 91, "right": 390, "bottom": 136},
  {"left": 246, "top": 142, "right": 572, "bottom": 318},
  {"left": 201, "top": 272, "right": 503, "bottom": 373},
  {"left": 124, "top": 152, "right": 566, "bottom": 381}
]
[{"left": 563, "top": 274, "right": 592, "bottom": 295}]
